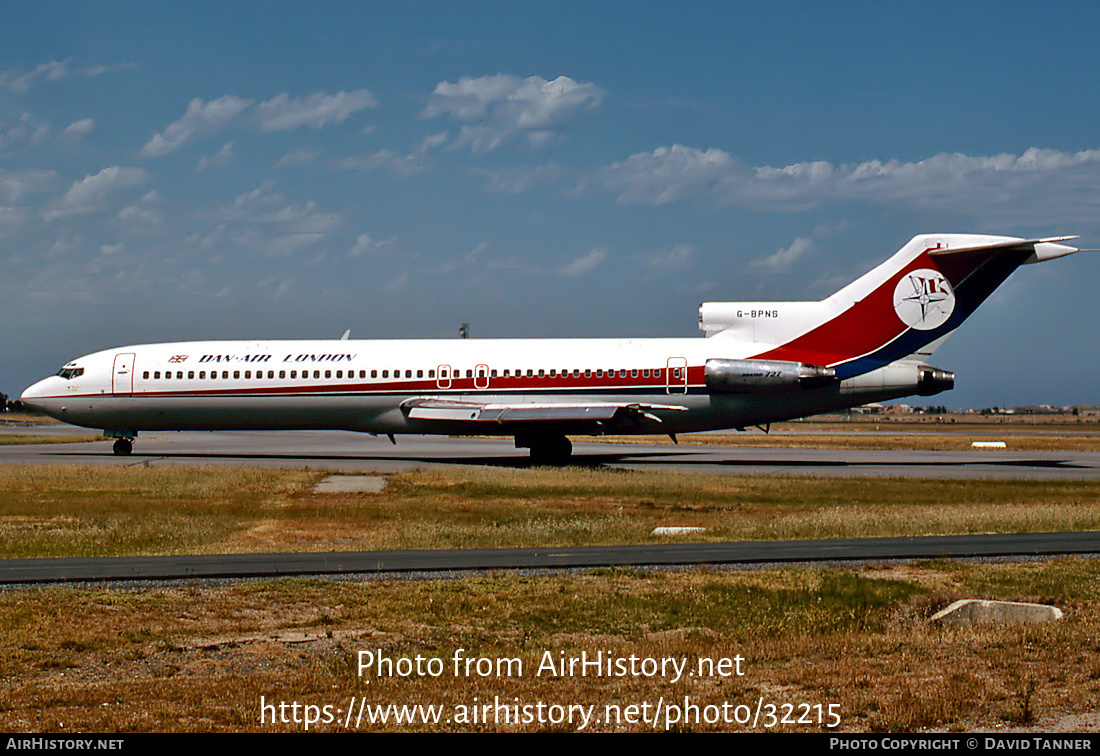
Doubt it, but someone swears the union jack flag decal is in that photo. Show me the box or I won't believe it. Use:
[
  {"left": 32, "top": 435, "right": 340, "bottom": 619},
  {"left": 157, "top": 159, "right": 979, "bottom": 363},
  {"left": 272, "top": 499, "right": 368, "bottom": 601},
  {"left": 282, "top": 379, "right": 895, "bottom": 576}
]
[{"left": 168, "top": 355, "right": 188, "bottom": 363}]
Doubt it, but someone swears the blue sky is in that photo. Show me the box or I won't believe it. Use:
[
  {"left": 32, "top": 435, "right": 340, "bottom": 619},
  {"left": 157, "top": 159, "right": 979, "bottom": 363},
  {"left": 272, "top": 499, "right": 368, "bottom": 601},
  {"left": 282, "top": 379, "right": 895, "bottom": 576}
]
[{"left": 2, "top": 1, "right": 1098, "bottom": 408}]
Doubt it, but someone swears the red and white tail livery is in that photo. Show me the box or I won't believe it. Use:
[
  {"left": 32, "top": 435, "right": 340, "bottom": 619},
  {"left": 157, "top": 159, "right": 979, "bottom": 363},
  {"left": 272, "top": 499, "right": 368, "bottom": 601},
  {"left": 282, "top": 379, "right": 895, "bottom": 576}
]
[{"left": 22, "top": 233, "right": 1078, "bottom": 461}]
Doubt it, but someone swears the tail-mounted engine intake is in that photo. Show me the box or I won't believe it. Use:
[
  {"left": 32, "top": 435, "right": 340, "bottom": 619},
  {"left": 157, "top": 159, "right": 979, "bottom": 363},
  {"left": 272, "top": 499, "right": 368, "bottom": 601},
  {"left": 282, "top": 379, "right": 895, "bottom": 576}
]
[{"left": 704, "top": 358, "right": 836, "bottom": 394}]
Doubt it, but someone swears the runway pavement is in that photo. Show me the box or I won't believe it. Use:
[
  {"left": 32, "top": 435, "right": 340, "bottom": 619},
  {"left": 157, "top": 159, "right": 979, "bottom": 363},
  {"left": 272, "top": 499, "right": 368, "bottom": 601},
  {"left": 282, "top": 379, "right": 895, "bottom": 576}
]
[{"left": 2, "top": 425, "right": 1100, "bottom": 480}]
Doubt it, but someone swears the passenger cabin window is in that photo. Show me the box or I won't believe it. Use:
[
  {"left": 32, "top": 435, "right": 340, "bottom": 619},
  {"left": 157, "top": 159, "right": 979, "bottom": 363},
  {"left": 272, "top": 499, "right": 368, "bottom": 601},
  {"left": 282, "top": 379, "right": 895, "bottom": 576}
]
[{"left": 143, "top": 371, "right": 150, "bottom": 379}]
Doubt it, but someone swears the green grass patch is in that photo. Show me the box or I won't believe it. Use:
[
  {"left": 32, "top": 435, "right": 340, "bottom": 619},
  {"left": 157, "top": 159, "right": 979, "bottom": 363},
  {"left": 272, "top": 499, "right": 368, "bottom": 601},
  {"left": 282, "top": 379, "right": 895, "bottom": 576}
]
[{"left": 0, "top": 465, "right": 1098, "bottom": 558}]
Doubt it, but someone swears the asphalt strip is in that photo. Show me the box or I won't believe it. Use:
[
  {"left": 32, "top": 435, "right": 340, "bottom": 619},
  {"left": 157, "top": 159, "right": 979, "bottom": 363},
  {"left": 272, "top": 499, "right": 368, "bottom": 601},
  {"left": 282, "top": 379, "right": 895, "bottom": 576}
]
[{"left": 2, "top": 531, "right": 1099, "bottom": 584}]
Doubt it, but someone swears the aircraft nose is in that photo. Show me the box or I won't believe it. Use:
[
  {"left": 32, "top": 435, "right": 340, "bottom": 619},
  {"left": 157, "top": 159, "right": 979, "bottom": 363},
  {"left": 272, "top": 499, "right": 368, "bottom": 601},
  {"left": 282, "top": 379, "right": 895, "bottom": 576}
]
[{"left": 20, "top": 378, "right": 52, "bottom": 408}]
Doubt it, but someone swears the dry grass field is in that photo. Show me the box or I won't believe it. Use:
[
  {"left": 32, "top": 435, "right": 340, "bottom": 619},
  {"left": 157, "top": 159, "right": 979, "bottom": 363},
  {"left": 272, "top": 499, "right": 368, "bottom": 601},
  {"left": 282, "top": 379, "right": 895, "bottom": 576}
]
[
  {"left": 0, "top": 459, "right": 1098, "bottom": 731},
  {"left": 0, "top": 434, "right": 100, "bottom": 446},
  {"left": 595, "top": 414, "right": 1100, "bottom": 452},
  {"left": 1, "top": 561, "right": 1099, "bottom": 732}
]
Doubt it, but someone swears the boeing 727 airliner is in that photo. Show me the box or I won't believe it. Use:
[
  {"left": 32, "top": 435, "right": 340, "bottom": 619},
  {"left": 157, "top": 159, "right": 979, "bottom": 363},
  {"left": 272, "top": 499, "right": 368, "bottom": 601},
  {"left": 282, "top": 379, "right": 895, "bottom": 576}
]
[{"left": 21, "top": 234, "right": 1079, "bottom": 461}]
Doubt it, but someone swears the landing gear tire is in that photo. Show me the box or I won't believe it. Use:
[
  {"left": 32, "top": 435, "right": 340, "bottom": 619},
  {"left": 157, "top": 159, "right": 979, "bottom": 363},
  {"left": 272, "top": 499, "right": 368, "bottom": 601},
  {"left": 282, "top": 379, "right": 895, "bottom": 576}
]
[
  {"left": 112, "top": 438, "right": 133, "bottom": 456},
  {"left": 528, "top": 435, "right": 572, "bottom": 464}
]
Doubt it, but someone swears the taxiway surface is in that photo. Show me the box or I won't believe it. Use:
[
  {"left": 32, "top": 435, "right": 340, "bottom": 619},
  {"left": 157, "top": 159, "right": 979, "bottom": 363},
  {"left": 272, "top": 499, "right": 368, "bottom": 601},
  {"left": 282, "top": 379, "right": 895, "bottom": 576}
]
[
  {"left": 2, "top": 426, "right": 1100, "bottom": 480},
  {"left": 4, "top": 532, "right": 1099, "bottom": 584}
]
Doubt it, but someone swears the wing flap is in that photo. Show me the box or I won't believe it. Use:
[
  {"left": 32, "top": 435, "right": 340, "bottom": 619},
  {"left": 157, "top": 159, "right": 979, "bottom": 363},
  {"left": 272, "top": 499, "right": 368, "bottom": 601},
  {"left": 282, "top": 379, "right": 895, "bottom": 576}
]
[{"left": 401, "top": 398, "right": 687, "bottom": 425}]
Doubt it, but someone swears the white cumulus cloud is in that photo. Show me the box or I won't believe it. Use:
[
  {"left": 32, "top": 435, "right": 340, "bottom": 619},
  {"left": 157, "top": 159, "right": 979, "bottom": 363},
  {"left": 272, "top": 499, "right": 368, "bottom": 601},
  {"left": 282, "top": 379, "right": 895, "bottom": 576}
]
[
  {"left": 117, "top": 191, "right": 164, "bottom": 226},
  {"left": 336, "top": 150, "right": 427, "bottom": 176},
  {"left": 42, "top": 166, "right": 149, "bottom": 220},
  {"left": 215, "top": 182, "right": 342, "bottom": 256},
  {"left": 140, "top": 96, "right": 253, "bottom": 158},
  {"left": 0, "top": 168, "right": 56, "bottom": 204},
  {"left": 276, "top": 148, "right": 321, "bottom": 168},
  {"left": 257, "top": 90, "right": 377, "bottom": 132},
  {"left": 648, "top": 243, "right": 694, "bottom": 269},
  {"left": 594, "top": 144, "right": 1100, "bottom": 220},
  {"left": 0, "top": 60, "right": 72, "bottom": 93},
  {"left": 750, "top": 237, "right": 814, "bottom": 273},
  {"left": 196, "top": 142, "right": 234, "bottom": 172},
  {"left": 62, "top": 118, "right": 95, "bottom": 141},
  {"left": 424, "top": 74, "right": 605, "bottom": 152},
  {"left": 597, "top": 145, "right": 734, "bottom": 205},
  {"left": 560, "top": 247, "right": 608, "bottom": 277}
]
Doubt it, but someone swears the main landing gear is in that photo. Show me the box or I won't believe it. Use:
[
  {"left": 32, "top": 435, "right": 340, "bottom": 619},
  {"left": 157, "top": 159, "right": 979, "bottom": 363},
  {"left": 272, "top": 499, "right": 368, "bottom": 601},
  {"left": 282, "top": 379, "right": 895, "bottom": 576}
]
[
  {"left": 107, "top": 433, "right": 135, "bottom": 456},
  {"left": 516, "top": 433, "right": 573, "bottom": 464}
]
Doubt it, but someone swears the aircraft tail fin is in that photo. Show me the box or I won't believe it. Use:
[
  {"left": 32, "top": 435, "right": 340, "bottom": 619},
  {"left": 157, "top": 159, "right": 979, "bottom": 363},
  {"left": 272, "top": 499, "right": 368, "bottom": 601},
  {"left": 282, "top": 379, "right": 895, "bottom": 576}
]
[{"left": 700, "top": 234, "right": 1077, "bottom": 379}]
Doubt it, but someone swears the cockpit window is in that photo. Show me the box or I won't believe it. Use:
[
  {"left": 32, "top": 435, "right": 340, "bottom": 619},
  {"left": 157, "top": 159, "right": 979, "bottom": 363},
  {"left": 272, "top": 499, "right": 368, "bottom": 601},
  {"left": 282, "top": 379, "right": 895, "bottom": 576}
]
[{"left": 56, "top": 367, "right": 84, "bottom": 380}]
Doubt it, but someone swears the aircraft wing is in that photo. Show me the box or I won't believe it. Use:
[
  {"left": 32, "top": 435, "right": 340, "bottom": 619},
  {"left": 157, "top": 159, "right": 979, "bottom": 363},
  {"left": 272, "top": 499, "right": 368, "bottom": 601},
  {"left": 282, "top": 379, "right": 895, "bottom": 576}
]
[{"left": 400, "top": 397, "right": 688, "bottom": 425}]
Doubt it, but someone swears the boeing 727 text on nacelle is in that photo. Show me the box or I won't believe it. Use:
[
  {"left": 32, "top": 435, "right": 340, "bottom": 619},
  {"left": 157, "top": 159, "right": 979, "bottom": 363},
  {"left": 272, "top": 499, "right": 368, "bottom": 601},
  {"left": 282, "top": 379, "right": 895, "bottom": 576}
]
[{"left": 21, "top": 234, "right": 1079, "bottom": 461}]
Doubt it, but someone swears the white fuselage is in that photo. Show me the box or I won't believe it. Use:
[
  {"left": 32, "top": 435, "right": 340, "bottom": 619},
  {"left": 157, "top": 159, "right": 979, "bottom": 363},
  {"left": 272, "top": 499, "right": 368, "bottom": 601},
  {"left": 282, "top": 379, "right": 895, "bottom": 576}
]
[{"left": 20, "top": 336, "right": 922, "bottom": 437}]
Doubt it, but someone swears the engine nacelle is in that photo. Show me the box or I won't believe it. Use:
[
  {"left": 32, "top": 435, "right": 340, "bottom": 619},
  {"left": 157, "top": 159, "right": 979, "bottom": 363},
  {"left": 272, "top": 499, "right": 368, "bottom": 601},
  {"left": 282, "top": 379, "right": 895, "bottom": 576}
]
[
  {"left": 704, "top": 358, "right": 836, "bottom": 393},
  {"left": 917, "top": 365, "right": 955, "bottom": 396},
  {"left": 840, "top": 363, "right": 955, "bottom": 398}
]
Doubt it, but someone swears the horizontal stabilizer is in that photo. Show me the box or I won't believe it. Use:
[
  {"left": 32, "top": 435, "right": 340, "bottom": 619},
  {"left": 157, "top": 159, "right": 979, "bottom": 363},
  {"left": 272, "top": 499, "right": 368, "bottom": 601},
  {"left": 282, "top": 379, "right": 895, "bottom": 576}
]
[{"left": 928, "top": 236, "right": 1078, "bottom": 264}]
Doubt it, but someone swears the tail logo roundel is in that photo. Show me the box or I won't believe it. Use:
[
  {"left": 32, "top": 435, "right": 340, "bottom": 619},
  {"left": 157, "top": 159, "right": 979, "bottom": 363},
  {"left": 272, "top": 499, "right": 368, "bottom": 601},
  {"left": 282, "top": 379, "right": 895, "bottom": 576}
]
[{"left": 893, "top": 269, "right": 955, "bottom": 331}]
